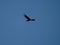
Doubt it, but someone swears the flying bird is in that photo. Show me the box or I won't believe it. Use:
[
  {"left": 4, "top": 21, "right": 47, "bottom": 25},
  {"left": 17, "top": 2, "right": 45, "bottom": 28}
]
[{"left": 24, "top": 14, "right": 35, "bottom": 21}]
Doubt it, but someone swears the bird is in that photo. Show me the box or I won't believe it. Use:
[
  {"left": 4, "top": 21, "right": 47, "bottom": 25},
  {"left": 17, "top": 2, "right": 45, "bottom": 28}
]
[{"left": 24, "top": 14, "right": 35, "bottom": 21}]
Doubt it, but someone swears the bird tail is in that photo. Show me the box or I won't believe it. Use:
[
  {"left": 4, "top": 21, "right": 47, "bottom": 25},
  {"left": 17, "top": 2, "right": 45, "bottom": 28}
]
[{"left": 31, "top": 19, "right": 35, "bottom": 21}]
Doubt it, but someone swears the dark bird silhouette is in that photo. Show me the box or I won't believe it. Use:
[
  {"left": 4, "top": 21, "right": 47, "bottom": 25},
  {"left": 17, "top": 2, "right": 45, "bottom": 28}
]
[{"left": 24, "top": 14, "right": 35, "bottom": 21}]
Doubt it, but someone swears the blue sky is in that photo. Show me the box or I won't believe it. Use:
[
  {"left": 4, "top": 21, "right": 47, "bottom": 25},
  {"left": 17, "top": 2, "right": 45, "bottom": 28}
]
[{"left": 0, "top": 0, "right": 60, "bottom": 45}]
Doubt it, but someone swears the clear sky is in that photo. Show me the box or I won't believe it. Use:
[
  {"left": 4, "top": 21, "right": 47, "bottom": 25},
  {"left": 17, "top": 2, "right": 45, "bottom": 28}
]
[{"left": 0, "top": 0, "right": 60, "bottom": 45}]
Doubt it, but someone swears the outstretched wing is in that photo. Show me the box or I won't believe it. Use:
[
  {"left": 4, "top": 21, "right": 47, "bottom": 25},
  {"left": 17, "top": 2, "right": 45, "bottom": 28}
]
[{"left": 24, "top": 14, "right": 31, "bottom": 20}]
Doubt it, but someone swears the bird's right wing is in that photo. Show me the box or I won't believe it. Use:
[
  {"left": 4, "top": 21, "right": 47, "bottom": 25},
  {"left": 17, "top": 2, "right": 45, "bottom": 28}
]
[{"left": 24, "top": 14, "right": 31, "bottom": 20}]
